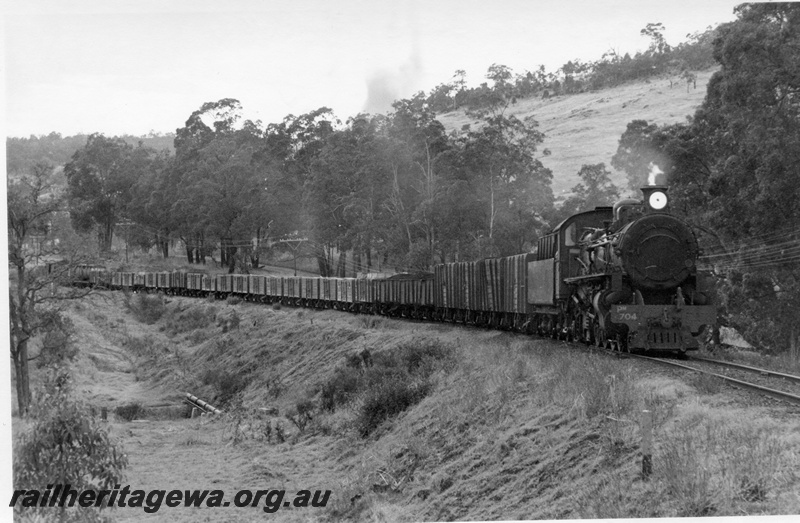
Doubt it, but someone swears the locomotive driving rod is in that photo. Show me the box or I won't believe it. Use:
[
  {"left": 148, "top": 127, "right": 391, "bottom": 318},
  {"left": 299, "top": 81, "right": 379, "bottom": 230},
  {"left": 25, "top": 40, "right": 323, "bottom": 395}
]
[{"left": 183, "top": 392, "right": 222, "bottom": 415}]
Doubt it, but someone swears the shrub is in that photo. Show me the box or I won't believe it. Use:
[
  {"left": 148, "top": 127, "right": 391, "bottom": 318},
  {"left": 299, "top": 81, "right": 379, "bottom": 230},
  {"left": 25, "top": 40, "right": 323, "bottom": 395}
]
[
  {"left": 315, "top": 338, "right": 455, "bottom": 437},
  {"left": 15, "top": 376, "right": 127, "bottom": 522},
  {"left": 319, "top": 367, "right": 362, "bottom": 412},
  {"left": 125, "top": 293, "right": 166, "bottom": 324},
  {"left": 286, "top": 399, "right": 315, "bottom": 432},
  {"left": 115, "top": 402, "right": 143, "bottom": 421},
  {"left": 384, "top": 339, "right": 456, "bottom": 375},
  {"left": 357, "top": 376, "right": 432, "bottom": 437},
  {"left": 200, "top": 368, "right": 249, "bottom": 406},
  {"left": 36, "top": 314, "right": 78, "bottom": 369},
  {"left": 166, "top": 305, "right": 217, "bottom": 336},
  {"left": 226, "top": 295, "right": 243, "bottom": 306}
]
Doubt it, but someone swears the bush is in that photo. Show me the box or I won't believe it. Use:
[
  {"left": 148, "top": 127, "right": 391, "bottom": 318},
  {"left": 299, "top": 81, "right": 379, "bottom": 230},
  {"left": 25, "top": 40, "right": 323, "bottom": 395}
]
[
  {"left": 166, "top": 305, "right": 217, "bottom": 336},
  {"left": 226, "top": 295, "right": 242, "bottom": 306},
  {"left": 125, "top": 293, "right": 166, "bottom": 324},
  {"left": 286, "top": 399, "right": 315, "bottom": 432},
  {"left": 16, "top": 375, "right": 127, "bottom": 521},
  {"left": 376, "top": 339, "right": 456, "bottom": 376},
  {"left": 319, "top": 367, "right": 362, "bottom": 412},
  {"left": 36, "top": 314, "right": 78, "bottom": 369},
  {"left": 315, "top": 337, "right": 455, "bottom": 437},
  {"left": 357, "top": 376, "right": 432, "bottom": 437},
  {"left": 115, "top": 402, "right": 143, "bottom": 421},
  {"left": 200, "top": 368, "right": 250, "bottom": 406}
]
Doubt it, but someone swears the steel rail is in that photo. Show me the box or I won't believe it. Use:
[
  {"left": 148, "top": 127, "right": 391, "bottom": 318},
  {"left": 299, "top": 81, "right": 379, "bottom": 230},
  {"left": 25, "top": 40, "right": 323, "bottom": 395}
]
[
  {"left": 689, "top": 355, "right": 800, "bottom": 384},
  {"left": 626, "top": 353, "right": 800, "bottom": 405}
]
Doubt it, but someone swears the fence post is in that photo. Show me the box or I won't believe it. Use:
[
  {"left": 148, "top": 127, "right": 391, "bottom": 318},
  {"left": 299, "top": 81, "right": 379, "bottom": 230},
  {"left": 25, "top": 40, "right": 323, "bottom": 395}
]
[{"left": 641, "top": 409, "right": 653, "bottom": 478}]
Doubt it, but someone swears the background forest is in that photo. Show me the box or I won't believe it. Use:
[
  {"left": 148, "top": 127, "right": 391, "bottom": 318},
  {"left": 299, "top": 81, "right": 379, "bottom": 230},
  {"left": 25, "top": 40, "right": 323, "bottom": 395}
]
[{"left": 8, "top": 3, "right": 800, "bottom": 354}]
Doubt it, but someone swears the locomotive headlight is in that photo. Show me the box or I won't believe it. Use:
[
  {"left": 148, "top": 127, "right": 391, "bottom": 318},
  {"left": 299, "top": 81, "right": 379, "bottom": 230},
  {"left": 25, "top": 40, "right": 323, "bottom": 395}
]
[{"left": 648, "top": 191, "right": 668, "bottom": 210}]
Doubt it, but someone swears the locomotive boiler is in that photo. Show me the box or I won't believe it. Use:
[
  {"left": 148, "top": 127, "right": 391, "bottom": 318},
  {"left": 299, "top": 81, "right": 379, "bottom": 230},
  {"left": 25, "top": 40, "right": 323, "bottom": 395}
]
[{"left": 557, "top": 186, "right": 715, "bottom": 351}]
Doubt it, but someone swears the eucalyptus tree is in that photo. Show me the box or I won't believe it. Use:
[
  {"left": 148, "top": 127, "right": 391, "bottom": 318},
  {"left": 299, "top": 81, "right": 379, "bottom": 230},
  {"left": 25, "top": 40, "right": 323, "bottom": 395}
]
[
  {"left": 8, "top": 163, "right": 90, "bottom": 415},
  {"left": 64, "top": 134, "right": 151, "bottom": 252}
]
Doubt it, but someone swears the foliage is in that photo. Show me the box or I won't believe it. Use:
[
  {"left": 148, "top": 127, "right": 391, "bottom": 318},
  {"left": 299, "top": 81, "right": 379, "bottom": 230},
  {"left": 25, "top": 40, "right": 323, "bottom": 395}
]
[
  {"left": 285, "top": 399, "right": 315, "bottom": 432},
  {"left": 8, "top": 162, "right": 91, "bottom": 415},
  {"left": 316, "top": 338, "right": 455, "bottom": 437},
  {"left": 200, "top": 368, "right": 250, "bottom": 406},
  {"left": 123, "top": 292, "right": 166, "bottom": 325},
  {"left": 114, "top": 402, "right": 143, "bottom": 421},
  {"left": 357, "top": 374, "right": 431, "bottom": 437},
  {"left": 6, "top": 132, "right": 174, "bottom": 179},
  {"left": 64, "top": 134, "right": 158, "bottom": 251},
  {"left": 35, "top": 311, "right": 78, "bottom": 369},
  {"left": 558, "top": 163, "right": 621, "bottom": 219},
  {"left": 14, "top": 371, "right": 128, "bottom": 521},
  {"left": 614, "top": 4, "right": 800, "bottom": 353},
  {"left": 424, "top": 27, "right": 716, "bottom": 114}
]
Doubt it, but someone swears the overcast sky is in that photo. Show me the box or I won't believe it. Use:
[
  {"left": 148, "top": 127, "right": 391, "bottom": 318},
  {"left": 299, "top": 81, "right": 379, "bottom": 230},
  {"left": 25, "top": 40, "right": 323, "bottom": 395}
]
[{"left": 3, "top": 0, "right": 743, "bottom": 138}]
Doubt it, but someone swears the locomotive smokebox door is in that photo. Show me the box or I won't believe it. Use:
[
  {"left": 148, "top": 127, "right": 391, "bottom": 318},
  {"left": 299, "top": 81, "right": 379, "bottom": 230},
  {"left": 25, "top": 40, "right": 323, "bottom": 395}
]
[{"left": 641, "top": 185, "right": 669, "bottom": 213}]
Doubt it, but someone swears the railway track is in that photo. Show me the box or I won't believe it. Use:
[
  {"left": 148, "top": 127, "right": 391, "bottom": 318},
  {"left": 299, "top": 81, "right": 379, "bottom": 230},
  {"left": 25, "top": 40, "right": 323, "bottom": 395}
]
[{"left": 623, "top": 352, "right": 800, "bottom": 405}]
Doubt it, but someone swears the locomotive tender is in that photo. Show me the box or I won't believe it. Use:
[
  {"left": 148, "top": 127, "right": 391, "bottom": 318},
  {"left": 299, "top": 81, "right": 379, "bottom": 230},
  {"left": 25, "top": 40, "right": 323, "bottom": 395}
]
[{"left": 74, "top": 186, "right": 715, "bottom": 353}]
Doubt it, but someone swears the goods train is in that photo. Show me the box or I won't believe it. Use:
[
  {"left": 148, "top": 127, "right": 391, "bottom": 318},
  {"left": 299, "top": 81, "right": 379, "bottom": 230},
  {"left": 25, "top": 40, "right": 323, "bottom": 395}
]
[{"left": 72, "top": 186, "right": 715, "bottom": 353}]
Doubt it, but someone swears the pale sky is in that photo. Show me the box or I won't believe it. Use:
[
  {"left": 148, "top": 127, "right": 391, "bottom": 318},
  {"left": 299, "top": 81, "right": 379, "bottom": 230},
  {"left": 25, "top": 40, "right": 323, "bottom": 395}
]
[{"left": 3, "top": 0, "right": 742, "bottom": 137}]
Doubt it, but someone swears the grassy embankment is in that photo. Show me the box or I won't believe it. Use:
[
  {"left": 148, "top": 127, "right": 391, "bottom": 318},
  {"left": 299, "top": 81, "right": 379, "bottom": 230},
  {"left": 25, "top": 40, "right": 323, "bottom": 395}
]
[{"left": 41, "top": 290, "right": 800, "bottom": 521}]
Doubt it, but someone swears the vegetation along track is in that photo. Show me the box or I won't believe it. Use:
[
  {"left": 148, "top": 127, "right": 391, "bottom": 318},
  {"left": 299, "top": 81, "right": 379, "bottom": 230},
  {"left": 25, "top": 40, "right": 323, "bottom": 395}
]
[{"left": 625, "top": 353, "right": 800, "bottom": 405}]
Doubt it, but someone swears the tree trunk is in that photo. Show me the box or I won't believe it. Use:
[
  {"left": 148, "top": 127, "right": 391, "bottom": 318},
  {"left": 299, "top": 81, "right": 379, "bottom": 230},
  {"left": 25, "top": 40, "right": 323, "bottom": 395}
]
[
  {"left": 336, "top": 249, "right": 346, "bottom": 278},
  {"left": 197, "top": 233, "right": 206, "bottom": 264},
  {"left": 13, "top": 341, "right": 30, "bottom": 416},
  {"left": 99, "top": 219, "right": 114, "bottom": 252},
  {"left": 184, "top": 237, "right": 195, "bottom": 263},
  {"left": 10, "top": 281, "right": 31, "bottom": 416}
]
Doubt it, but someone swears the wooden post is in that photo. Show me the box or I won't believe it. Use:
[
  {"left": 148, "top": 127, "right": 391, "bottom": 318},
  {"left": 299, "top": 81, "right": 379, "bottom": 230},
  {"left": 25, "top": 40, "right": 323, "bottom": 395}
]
[
  {"left": 101, "top": 407, "right": 108, "bottom": 421},
  {"left": 641, "top": 409, "right": 653, "bottom": 478}
]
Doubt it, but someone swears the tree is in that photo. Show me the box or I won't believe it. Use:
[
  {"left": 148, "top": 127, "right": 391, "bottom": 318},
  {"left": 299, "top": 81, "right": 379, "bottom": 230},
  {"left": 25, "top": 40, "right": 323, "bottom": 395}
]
[
  {"left": 8, "top": 163, "right": 90, "bottom": 415},
  {"left": 64, "top": 134, "right": 150, "bottom": 251},
  {"left": 611, "top": 119, "right": 663, "bottom": 190},
  {"left": 641, "top": 22, "right": 671, "bottom": 55},
  {"left": 452, "top": 69, "right": 467, "bottom": 110},
  {"left": 677, "top": 3, "right": 800, "bottom": 353},
  {"left": 14, "top": 370, "right": 127, "bottom": 521},
  {"left": 171, "top": 100, "right": 279, "bottom": 269},
  {"left": 456, "top": 113, "right": 553, "bottom": 256},
  {"left": 125, "top": 149, "right": 175, "bottom": 258},
  {"left": 559, "top": 163, "right": 621, "bottom": 218}
]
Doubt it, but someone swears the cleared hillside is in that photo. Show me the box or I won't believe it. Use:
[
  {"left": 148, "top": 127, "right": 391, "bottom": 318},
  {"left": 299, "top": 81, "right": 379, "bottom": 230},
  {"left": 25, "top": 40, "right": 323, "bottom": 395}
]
[{"left": 437, "top": 69, "right": 716, "bottom": 198}]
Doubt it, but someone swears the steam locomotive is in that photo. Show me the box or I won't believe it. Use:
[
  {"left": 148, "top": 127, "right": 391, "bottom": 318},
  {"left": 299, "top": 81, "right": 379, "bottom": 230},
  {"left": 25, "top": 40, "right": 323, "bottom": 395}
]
[
  {"left": 73, "top": 186, "right": 715, "bottom": 353},
  {"left": 547, "top": 185, "right": 715, "bottom": 351}
]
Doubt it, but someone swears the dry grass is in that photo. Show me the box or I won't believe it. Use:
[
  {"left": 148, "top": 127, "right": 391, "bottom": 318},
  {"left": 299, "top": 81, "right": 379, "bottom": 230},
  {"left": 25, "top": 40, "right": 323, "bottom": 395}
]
[
  {"left": 438, "top": 69, "right": 715, "bottom": 196},
  {"left": 19, "top": 290, "right": 800, "bottom": 522}
]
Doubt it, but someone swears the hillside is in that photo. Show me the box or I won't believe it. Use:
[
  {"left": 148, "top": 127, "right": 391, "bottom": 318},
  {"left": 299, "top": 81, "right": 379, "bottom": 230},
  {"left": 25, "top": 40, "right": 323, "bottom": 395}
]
[
  {"left": 437, "top": 69, "right": 716, "bottom": 197},
  {"left": 18, "top": 291, "right": 799, "bottom": 521}
]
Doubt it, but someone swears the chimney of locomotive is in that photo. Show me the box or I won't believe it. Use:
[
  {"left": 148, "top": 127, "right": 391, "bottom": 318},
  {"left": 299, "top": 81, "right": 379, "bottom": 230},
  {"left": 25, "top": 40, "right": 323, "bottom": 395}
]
[{"left": 641, "top": 185, "right": 669, "bottom": 213}]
